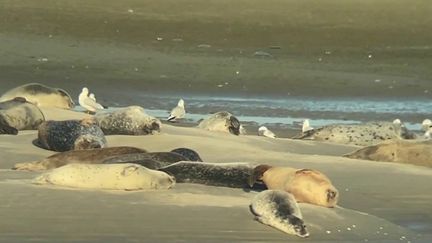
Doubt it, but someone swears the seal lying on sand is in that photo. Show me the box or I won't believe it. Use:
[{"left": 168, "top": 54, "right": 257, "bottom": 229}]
[
  {"left": 13, "top": 146, "right": 148, "bottom": 171},
  {"left": 292, "top": 122, "right": 415, "bottom": 146},
  {"left": 35, "top": 118, "right": 107, "bottom": 152},
  {"left": 170, "top": 148, "right": 203, "bottom": 162},
  {"left": 344, "top": 140, "right": 432, "bottom": 168},
  {"left": 0, "top": 97, "right": 45, "bottom": 133},
  {"left": 13, "top": 147, "right": 203, "bottom": 171},
  {"left": 95, "top": 106, "right": 161, "bottom": 135},
  {"left": 259, "top": 166, "right": 339, "bottom": 208},
  {"left": 158, "top": 162, "right": 262, "bottom": 188},
  {"left": 197, "top": 111, "right": 241, "bottom": 135},
  {"left": 0, "top": 83, "right": 74, "bottom": 109},
  {"left": 103, "top": 149, "right": 202, "bottom": 169},
  {"left": 250, "top": 190, "right": 309, "bottom": 238},
  {"left": 33, "top": 163, "right": 175, "bottom": 191}
]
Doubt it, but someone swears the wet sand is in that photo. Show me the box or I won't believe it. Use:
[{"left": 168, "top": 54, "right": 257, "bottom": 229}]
[{"left": 0, "top": 0, "right": 432, "bottom": 99}]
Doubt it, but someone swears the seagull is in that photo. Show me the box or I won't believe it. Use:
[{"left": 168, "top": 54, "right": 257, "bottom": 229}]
[
  {"left": 302, "top": 119, "right": 314, "bottom": 133},
  {"left": 167, "top": 99, "right": 185, "bottom": 122},
  {"left": 89, "top": 92, "right": 108, "bottom": 109},
  {"left": 78, "top": 87, "right": 105, "bottom": 113},
  {"left": 422, "top": 119, "right": 431, "bottom": 131},
  {"left": 258, "top": 126, "right": 276, "bottom": 138}
]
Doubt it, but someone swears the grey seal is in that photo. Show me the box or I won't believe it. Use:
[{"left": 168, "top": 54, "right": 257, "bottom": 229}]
[
  {"left": 0, "top": 97, "right": 45, "bottom": 134},
  {"left": 95, "top": 106, "right": 161, "bottom": 135},
  {"left": 35, "top": 117, "right": 107, "bottom": 152},
  {"left": 0, "top": 83, "right": 74, "bottom": 109},
  {"left": 292, "top": 121, "right": 415, "bottom": 146},
  {"left": 158, "top": 162, "right": 263, "bottom": 188},
  {"left": 197, "top": 111, "right": 241, "bottom": 135},
  {"left": 13, "top": 146, "right": 148, "bottom": 171},
  {"left": 250, "top": 190, "right": 309, "bottom": 237}
]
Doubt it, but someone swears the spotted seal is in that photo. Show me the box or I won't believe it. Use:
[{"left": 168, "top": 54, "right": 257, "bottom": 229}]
[
  {"left": 0, "top": 83, "right": 74, "bottom": 109},
  {"left": 0, "top": 97, "right": 45, "bottom": 134},
  {"left": 158, "top": 162, "right": 263, "bottom": 188},
  {"left": 250, "top": 190, "right": 309, "bottom": 237},
  {"left": 95, "top": 106, "right": 161, "bottom": 135},
  {"left": 197, "top": 111, "right": 241, "bottom": 135},
  {"left": 35, "top": 117, "right": 107, "bottom": 152},
  {"left": 292, "top": 121, "right": 415, "bottom": 146}
]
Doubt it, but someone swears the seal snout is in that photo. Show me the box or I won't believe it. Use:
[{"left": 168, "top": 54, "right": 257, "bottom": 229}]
[{"left": 327, "top": 189, "right": 337, "bottom": 202}]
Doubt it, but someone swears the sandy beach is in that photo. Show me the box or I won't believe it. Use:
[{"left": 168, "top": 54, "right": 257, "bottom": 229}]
[
  {"left": 1, "top": 0, "right": 432, "bottom": 242},
  {"left": 0, "top": 108, "right": 430, "bottom": 242}
]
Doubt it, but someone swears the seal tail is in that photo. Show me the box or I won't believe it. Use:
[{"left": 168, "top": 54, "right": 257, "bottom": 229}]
[{"left": 13, "top": 160, "right": 47, "bottom": 171}]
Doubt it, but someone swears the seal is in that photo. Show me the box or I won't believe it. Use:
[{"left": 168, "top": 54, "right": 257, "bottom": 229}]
[
  {"left": 33, "top": 163, "right": 176, "bottom": 191},
  {"left": 259, "top": 166, "right": 339, "bottom": 208},
  {"left": 102, "top": 148, "right": 204, "bottom": 169},
  {"left": 344, "top": 139, "right": 432, "bottom": 167},
  {"left": 0, "top": 83, "right": 74, "bottom": 109},
  {"left": 197, "top": 111, "right": 241, "bottom": 135},
  {"left": 250, "top": 190, "right": 309, "bottom": 238},
  {"left": 0, "top": 97, "right": 45, "bottom": 132},
  {"left": 13, "top": 146, "right": 148, "bottom": 171},
  {"left": 292, "top": 121, "right": 415, "bottom": 146},
  {"left": 158, "top": 162, "right": 262, "bottom": 188},
  {"left": 170, "top": 148, "right": 203, "bottom": 162},
  {"left": 95, "top": 106, "right": 161, "bottom": 135},
  {"left": 35, "top": 117, "right": 107, "bottom": 152}
]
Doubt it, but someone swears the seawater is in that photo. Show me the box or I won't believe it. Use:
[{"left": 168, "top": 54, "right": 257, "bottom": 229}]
[{"left": 98, "top": 93, "right": 432, "bottom": 131}]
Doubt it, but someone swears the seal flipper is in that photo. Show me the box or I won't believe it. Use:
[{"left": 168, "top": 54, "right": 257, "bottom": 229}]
[{"left": 0, "top": 124, "right": 18, "bottom": 135}]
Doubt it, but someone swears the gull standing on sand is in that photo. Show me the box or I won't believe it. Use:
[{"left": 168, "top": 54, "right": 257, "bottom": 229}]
[
  {"left": 422, "top": 119, "right": 432, "bottom": 139},
  {"left": 302, "top": 119, "right": 314, "bottom": 133},
  {"left": 167, "top": 99, "right": 185, "bottom": 122},
  {"left": 78, "top": 87, "right": 105, "bottom": 113},
  {"left": 258, "top": 126, "right": 276, "bottom": 138}
]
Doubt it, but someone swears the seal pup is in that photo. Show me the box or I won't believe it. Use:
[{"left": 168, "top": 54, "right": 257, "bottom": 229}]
[
  {"left": 167, "top": 99, "right": 185, "bottom": 122},
  {"left": 170, "top": 148, "right": 203, "bottom": 162},
  {"left": 259, "top": 166, "right": 339, "bottom": 208},
  {"left": 95, "top": 106, "right": 161, "bottom": 135},
  {"left": 258, "top": 126, "right": 276, "bottom": 138},
  {"left": 158, "top": 162, "right": 262, "bottom": 188},
  {"left": 33, "top": 163, "right": 176, "bottom": 191},
  {"left": 35, "top": 117, "right": 107, "bottom": 152},
  {"left": 292, "top": 121, "right": 415, "bottom": 146},
  {"left": 13, "top": 146, "right": 147, "bottom": 171},
  {"left": 250, "top": 190, "right": 309, "bottom": 238},
  {"left": 0, "top": 83, "right": 74, "bottom": 109},
  {"left": 344, "top": 140, "right": 432, "bottom": 167},
  {"left": 0, "top": 97, "right": 45, "bottom": 131},
  {"left": 197, "top": 111, "right": 241, "bottom": 135},
  {"left": 78, "top": 87, "right": 105, "bottom": 113}
]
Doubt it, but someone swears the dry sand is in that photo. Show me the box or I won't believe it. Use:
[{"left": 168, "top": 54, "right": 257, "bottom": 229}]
[{"left": 0, "top": 108, "right": 431, "bottom": 242}]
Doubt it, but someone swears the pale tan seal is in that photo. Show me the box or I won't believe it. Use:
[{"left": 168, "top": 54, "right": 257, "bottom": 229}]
[
  {"left": 250, "top": 190, "right": 309, "bottom": 237},
  {"left": 95, "top": 106, "right": 161, "bottom": 135},
  {"left": 0, "top": 83, "right": 74, "bottom": 109},
  {"left": 33, "top": 163, "right": 176, "bottom": 191},
  {"left": 344, "top": 139, "right": 432, "bottom": 167},
  {"left": 259, "top": 166, "right": 339, "bottom": 208}
]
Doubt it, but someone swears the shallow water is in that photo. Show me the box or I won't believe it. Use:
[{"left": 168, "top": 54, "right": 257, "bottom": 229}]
[{"left": 103, "top": 93, "right": 432, "bottom": 132}]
